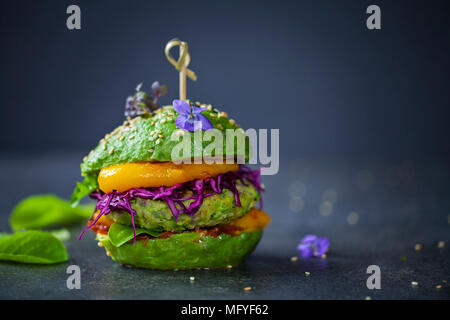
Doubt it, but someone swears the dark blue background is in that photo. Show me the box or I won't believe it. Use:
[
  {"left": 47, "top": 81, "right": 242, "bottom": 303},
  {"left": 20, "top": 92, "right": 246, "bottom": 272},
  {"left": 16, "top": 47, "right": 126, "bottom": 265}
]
[
  {"left": 0, "top": 0, "right": 449, "bottom": 300},
  {"left": 1, "top": 0, "right": 449, "bottom": 160}
]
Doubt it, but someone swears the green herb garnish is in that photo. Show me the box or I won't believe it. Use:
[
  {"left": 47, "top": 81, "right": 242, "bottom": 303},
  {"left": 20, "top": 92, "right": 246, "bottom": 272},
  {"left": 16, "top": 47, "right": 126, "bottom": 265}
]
[
  {"left": 108, "top": 223, "right": 162, "bottom": 247},
  {"left": 0, "top": 231, "right": 68, "bottom": 264}
]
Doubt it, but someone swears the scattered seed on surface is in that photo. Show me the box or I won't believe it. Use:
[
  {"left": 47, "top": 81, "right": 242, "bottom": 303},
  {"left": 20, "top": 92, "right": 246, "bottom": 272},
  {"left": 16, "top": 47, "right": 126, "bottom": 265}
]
[
  {"left": 291, "top": 256, "right": 298, "bottom": 262},
  {"left": 148, "top": 149, "right": 154, "bottom": 153},
  {"left": 414, "top": 243, "right": 422, "bottom": 251},
  {"left": 411, "top": 281, "right": 418, "bottom": 286},
  {"left": 177, "top": 130, "right": 185, "bottom": 136},
  {"left": 436, "top": 285, "right": 442, "bottom": 289},
  {"left": 190, "top": 276, "right": 195, "bottom": 281},
  {"left": 305, "top": 272, "right": 311, "bottom": 276},
  {"left": 156, "top": 139, "right": 161, "bottom": 145},
  {"left": 365, "top": 296, "right": 371, "bottom": 300},
  {"left": 244, "top": 286, "right": 252, "bottom": 291},
  {"left": 227, "top": 265, "right": 233, "bottom": 269},
  {"left": 438, "top": 241, "right": 445, "bottom": 248},
  {"left": 321, "top": 254, "right": 327, "bottom": 259}
]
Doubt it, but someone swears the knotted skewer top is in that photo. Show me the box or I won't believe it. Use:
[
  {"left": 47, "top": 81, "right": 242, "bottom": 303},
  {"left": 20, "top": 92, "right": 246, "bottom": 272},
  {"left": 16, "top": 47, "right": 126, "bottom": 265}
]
[{"left": 165, "top": 39, "right": 197, "bottom": 101}]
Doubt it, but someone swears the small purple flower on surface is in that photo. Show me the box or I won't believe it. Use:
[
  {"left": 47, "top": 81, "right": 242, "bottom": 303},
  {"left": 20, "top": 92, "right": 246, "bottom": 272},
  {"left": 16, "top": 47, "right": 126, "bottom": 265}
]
[
  {"left": 173, "top": 99, "right": 213, "bottom": 132},
  {"left": 297, "top": 235, "right": 329, "bottom": 258}
]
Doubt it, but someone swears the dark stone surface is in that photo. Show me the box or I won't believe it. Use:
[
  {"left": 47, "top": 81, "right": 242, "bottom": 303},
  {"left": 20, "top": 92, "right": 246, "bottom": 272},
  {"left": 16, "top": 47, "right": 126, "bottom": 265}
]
[{"left": 0, "top": 154, "right": 449, "bottom": 299}]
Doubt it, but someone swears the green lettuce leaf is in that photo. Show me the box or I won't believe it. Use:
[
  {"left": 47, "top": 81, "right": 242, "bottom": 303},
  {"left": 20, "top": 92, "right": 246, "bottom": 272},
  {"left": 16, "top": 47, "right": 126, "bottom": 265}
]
[
  {"left": 0, "top": 230, "right": 68, "bottom": 264},
  {"left": 70, "top": 175, "right": 99, "bottom": 207},
  {"left": 108, "top": 223, "right": 162, "bottom": 247},
  {"left": 9, "top": 194, "right": 94, "bottom": 232}
]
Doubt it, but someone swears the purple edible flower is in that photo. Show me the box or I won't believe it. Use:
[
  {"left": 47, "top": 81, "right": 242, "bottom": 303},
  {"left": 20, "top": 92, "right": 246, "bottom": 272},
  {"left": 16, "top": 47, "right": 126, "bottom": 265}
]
[
  {"left": 297, "top": 235, "right": 329, "bottom": 258},
  {"left": 173, "top": 100, "right": 213, "bottom": 132}
]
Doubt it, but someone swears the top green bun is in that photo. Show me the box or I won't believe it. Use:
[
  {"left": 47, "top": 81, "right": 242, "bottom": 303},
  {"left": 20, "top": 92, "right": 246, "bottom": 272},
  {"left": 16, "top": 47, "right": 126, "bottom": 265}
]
[{"left": 80, "top": 104, "right": 249, "bottom": 177}]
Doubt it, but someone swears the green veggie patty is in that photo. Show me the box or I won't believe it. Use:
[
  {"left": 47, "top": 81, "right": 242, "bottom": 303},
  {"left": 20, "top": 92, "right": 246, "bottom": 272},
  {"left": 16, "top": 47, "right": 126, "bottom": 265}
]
[{"left": 108, "top": 181, "right": 259, "bottom": 232}]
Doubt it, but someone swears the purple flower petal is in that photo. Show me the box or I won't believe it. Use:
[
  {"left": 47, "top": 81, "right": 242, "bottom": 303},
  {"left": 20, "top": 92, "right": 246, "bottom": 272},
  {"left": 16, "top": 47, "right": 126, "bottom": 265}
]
[
  {"left": 192, "top": 105, "right": 207, "bottom": 114},
  {"left": 175, "top": 114, "right": 195, "bottom": 131},
  {"left": 297, "top": 243, "right": 314, "bottom": 258},
  {"left": 195, "top": 113, "right": 213, "bottom": 130},
  {"left": 173, "top": 99, "right": 190, "bottom": 114},
  {"left": 301, "top": 234, "right": 318, "bottom": 244}
]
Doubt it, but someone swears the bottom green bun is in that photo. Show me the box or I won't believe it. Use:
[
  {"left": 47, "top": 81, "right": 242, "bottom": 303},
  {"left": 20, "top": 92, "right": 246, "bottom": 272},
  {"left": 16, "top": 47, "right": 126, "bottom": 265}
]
[{"left": 96, "top": 231, "right": 262, "bottom": 270}]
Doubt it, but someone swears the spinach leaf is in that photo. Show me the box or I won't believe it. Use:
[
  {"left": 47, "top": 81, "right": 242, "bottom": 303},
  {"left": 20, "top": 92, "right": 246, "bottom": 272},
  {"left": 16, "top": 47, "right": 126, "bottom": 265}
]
[
  {"left": 108, "top": 223, "right": 162, "bottom": 247},
  {"left": 70, "top": 175, "right": 99, "bottom": 207},
  {"left": 0, "top": 231, "right": 68, "bottom": 264},
  {"left": 10, "top": 194, "right": 94, "bottom": 231}
]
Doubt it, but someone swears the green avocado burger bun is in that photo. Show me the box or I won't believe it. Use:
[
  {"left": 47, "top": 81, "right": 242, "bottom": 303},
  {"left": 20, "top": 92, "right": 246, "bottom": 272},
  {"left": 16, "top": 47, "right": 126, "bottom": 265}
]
[{"left": 73, "top": 82, "right": 269, "bottom": 270}]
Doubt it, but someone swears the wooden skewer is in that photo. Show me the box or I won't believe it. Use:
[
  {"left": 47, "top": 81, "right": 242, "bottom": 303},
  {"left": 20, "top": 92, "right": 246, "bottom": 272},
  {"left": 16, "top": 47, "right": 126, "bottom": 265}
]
[
  {"left": 179, "top": 45, "right": 187, "bottom": 101},
  {"left": 165, "top": 39, "right": 197, "bottom": 101}
]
